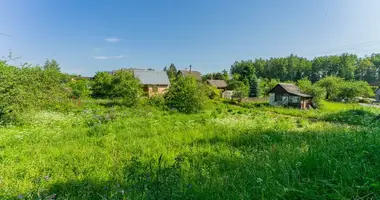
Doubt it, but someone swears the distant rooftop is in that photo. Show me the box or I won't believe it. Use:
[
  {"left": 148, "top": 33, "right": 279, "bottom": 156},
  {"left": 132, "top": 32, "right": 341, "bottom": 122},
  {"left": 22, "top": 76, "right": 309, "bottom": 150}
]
[{"left": 134, "top": 70, "right": 170, "bottom": 85}]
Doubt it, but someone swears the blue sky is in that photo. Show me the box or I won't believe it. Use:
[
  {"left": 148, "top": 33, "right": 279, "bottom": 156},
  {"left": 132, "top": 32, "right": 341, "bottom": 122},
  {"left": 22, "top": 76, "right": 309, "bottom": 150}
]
[{"left": 1, "top": 0, "right": 380, "bottom": 76}]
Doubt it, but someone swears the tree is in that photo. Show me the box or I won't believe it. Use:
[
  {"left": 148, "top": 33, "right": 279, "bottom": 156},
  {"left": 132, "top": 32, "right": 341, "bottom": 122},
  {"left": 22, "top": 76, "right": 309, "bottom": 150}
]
[
  {"left": 227, "top": 79, "right": 249, "bottom": 102},
  {"left": 315, "top": 76, "right": 344, "bottom": 100},
  {"left": 68, "top": 79, "right": 91, "bottom": 98},
  {"left": 230, "top": 60, "right": 255, "bottom": 82},
  {"left": 91, "top": 72, "right": 113, "bottom": 98},
  {"left": 111, "top": 70, "right": 141, "bottom": 106},
  {"left": 43, "top": 59, "right": 61, "bottom": 71},
  {"left": 297, "top": 78, "right": 325, "bottom": 108},
  {"left": 337, "top": 81, "right": 374, "bottom": 101},
  {"left": 260, "top": 78, "right": 280, "bottom": 96},
  {"left": 249, "top": 75, "right": 260, "bottom": 97},
  {"left": 165, "top": 76, "right": 206, "bottom": 113},
  {"left": 166, "top": 63, "right": 177, "bottom": 80}
]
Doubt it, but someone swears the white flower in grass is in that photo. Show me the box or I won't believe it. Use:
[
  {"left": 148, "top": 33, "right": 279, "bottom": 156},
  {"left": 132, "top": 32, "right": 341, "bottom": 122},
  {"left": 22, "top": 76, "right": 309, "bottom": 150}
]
[{"left": 256, "top": 178, "right": 263, "bottom": 183}]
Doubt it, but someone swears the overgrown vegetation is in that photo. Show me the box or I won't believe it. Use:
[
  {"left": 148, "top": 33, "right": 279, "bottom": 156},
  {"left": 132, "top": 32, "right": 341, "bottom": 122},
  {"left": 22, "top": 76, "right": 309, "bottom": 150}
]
[
  {"left": 1, "top": 99, "right": 380, "bottom": 199},
  {"left": 1, "top": 56, "right": 380, "bottom": 199}
]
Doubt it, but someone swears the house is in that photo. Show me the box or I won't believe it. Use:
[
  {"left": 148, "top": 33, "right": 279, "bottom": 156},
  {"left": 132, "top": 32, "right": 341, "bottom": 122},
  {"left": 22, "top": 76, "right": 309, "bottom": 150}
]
[
  {"left": 375, "top": 88, "right": 380, "bottom": 101},
  {"left": 177, "top": 66, "right": 202, "bottom": 81},
  {"left": 206, "top": 79, "right": 228, "bottom": 91},
  {"left": 133, "top": 70, "right": 170, "bottom": 96},
  {"left": 269, "top": 83, "right": 312, "bottom": 109}
]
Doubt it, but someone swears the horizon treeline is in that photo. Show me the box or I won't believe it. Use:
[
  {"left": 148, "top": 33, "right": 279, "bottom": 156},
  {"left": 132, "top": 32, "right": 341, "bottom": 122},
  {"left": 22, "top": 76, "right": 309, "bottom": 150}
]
[{"left": 214, "top": 53, "right": 380, "bottom": 84}]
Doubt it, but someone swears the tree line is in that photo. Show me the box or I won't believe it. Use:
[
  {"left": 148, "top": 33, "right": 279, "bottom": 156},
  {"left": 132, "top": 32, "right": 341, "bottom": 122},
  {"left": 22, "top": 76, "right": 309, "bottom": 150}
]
[{"left": 228, "top": 53, "right": 380, "bottom": 83}]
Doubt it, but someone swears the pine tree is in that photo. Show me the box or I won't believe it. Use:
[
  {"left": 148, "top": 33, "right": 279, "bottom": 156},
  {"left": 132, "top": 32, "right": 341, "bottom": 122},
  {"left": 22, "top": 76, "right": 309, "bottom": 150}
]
[{"left": 249, "top": 75, "right": 261, "bottom": 97}]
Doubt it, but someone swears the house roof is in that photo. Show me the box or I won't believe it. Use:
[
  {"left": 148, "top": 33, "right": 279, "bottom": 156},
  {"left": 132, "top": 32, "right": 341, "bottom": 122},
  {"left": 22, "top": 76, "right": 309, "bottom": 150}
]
[
  {"left": 179, "top": 70, "right": 202, "bottom": 81},
  {"left": 134, "top": 70, "right": 170, "bottom": 85},
  {"left": 207, "top": 79, "right": 227, "bottom": 88},
  {"left": 270, "top": 83, "right": 312, "bottom": 97}
]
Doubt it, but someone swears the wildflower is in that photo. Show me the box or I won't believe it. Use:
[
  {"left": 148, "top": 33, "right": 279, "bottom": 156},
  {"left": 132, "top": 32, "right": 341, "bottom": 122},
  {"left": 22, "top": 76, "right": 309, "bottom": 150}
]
[
  {"left": 256, "top": 178, "right": 263, "bottom": 183},
  {"left": 44, "top": 175, "right": 50, "bottom": 181},
  {"left": 18, "top": 194, "right": 23, "bottom": 199}
]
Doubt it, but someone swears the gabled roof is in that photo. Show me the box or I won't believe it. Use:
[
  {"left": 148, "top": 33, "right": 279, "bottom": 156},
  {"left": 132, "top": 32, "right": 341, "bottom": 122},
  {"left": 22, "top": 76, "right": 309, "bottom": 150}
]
[
  {"left": 207, "top": 79, "right": 227, "bottom": 88},
  {"left": 270, "top": 83, "right": 312, "bottom": 97},
  {"left": 178, "top": 70, "right": 202, "bottom": 81},
  {"left": 134, "top": 70, "right": 170, "bottom": 85}
]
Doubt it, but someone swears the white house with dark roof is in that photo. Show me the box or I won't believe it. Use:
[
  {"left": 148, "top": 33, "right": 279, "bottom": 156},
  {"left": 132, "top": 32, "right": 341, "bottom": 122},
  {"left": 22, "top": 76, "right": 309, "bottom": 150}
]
[{"left": 133, "top": 70, "right": 170, "bottom": 96}]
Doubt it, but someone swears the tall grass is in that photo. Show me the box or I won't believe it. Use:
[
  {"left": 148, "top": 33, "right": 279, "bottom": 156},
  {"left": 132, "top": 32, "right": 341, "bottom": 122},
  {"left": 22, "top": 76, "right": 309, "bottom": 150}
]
[{"left": 1, "top": 101, "right": 380, "bottom": 199}]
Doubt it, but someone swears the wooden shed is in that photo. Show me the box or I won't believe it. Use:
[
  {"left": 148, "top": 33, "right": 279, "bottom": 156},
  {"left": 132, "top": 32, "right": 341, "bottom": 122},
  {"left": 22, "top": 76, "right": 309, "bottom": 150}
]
[{"left": 269, "top": 83, "right": 312, "bottom": 109}]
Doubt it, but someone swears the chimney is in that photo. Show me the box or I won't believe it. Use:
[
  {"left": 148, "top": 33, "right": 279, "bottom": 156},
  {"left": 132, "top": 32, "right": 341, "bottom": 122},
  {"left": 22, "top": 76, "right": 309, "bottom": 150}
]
[{"left": 189, "top": 65, "right": 192, "bottom": 73}]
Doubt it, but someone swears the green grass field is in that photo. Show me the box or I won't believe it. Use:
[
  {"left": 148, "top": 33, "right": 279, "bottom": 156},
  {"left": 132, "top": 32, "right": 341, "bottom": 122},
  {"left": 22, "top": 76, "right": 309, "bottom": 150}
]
[{"left": 1, "top": 100, "right": 380, "bottom": 199}]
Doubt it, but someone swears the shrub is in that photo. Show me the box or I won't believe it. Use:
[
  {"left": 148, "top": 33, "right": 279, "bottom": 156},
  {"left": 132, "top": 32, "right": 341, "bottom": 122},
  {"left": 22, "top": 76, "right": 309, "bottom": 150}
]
[
  {"left": 204, "top": 84, "right": 221, "bottom": 99},
  {"left": 68, "top": 79, "right": 91, "bottom": 98},
  {"left": 0, "top": 60, "right": 71, "bottom": 123},
  {"left": 91, "top": 72, "right": 113, "bottom": 98},
  {"left": 165, "top": 76, "right": 206, "bottom": 113},
  {"left": 111, "top": 70, "right": 142, "bottom": 107},
  {"left": 146, "top": 95, "right": 166, "bottom": 108}
]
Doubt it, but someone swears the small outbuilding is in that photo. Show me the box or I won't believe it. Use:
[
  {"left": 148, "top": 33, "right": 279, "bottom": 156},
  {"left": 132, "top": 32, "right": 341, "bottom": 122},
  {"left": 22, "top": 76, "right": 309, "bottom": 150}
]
[
  {"left": 206, "top": 79, "right": 228, "bottom": 91},
  {"left": 269, "top": 83, "right": 312, "bottom": 109}
]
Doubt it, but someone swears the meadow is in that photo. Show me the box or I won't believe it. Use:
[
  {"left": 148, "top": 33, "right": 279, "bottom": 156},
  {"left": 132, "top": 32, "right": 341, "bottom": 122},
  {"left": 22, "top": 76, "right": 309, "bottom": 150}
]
[{"left": 1, "top": 100, "right": 380, "bottom": 199}]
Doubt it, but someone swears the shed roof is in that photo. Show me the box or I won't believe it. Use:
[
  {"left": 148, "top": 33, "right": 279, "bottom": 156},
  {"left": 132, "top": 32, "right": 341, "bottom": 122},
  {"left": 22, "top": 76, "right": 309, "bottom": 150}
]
[
  {"left": 134, "top": 70, "right": 170, "bottom": 85},
  {"left": 207, "top": 79, "right": 227, "bottom": 88},
  {"left": 270, "top": 83, "right": 312, "bottom": 97},
  {"left": 179, "top": 70, "right": 202, "bottom": 81}
]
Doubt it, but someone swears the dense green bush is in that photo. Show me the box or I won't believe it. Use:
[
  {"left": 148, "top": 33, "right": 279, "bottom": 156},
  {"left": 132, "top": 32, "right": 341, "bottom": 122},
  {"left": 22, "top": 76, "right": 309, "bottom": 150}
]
[
  {"left": 0, "top": 60, "right": 70, "bottom": 123},
  {"left": 203, "top": 84, "right": 221, "bottom": 99},
  {"left": 68, "top": 79, "right": 91, "bottom": 98},
  {"left": 91, "top": 72, "right": 113, "bottom": 98},
  {"left": 111, "top": 70, "right": 142, "bottom": 106},
  {"left": 165, "top": 76, "right": 206, "bottom": 113}
]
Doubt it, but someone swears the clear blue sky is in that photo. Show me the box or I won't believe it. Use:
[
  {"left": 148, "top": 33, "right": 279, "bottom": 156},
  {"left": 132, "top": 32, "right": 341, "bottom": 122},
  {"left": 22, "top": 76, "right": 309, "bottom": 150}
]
[{"left": 1, "top": 0, "right": 380, "bottom": 76}]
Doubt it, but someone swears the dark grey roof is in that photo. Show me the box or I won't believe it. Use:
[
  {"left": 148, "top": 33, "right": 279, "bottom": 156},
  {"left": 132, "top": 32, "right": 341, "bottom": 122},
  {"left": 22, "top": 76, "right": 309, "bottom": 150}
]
[
  {"left": 273, "top": 83, "right": 312, "bottom": 97},
  {"left": 207, "top": 79, "right": 227, "bottom": 88},
  {"left": 179, "top": 70, "right": 202, "bottom": 81},
  {"left": 134, "top": 70, "right": 170, "bottom": 85}
]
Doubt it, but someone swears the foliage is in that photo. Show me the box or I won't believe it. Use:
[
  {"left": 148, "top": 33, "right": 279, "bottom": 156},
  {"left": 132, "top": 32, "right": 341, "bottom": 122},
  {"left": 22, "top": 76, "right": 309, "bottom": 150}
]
[
  {"left": 260, "top": 78, "right": 280, "bottom": 96},
  {"left": 337, "top": 81, "right": 374, "bottom": 101},
  {"left": 249, "top": 74, "right": 260, "bottom": 97},
  {"left": 165, "top": 76, "right": 206, "bottom": 113},
  {"left": 2, "top": 100, "right": 380, "bottom": 199},
  {"left": 68, "top": 79, "right": 91, "bottom": 98},
  {"left": 226, "top": 79, "right": 249, "bottom": 102},
  {"left": 111, "top": 70, "right": 141, "bottom": 106},
  {"left": 91, "top": 72, "right": 113, "bottom": 98},
  {"left": 297, "top": 78, "right": 325, "bottom": 108},
  {"left": 145, "top": 95, "right": 166, "bottom": 108},
  {"left": 0, "top": 61, "right": 69, "bottom": 123},
  {"left": 202, "top": 71, "right": 228, "bottom": 81},
  {"left": 230, "top": 53, "right": 380, "bottom": 84},
  {"left": 164, "top": 63, "right": 178, "bottom": 81},
  {"left": 315, "top": 76, "right": 344, "bottom": 100},
  {"left": 203, "top": 84, "right": 221, "bottom": 99}
]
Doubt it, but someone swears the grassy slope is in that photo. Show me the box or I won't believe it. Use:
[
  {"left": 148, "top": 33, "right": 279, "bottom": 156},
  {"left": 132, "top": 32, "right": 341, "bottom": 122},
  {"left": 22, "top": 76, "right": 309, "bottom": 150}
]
[{"left": 1, "top": 101, "right": 380, "bottom": 199}]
